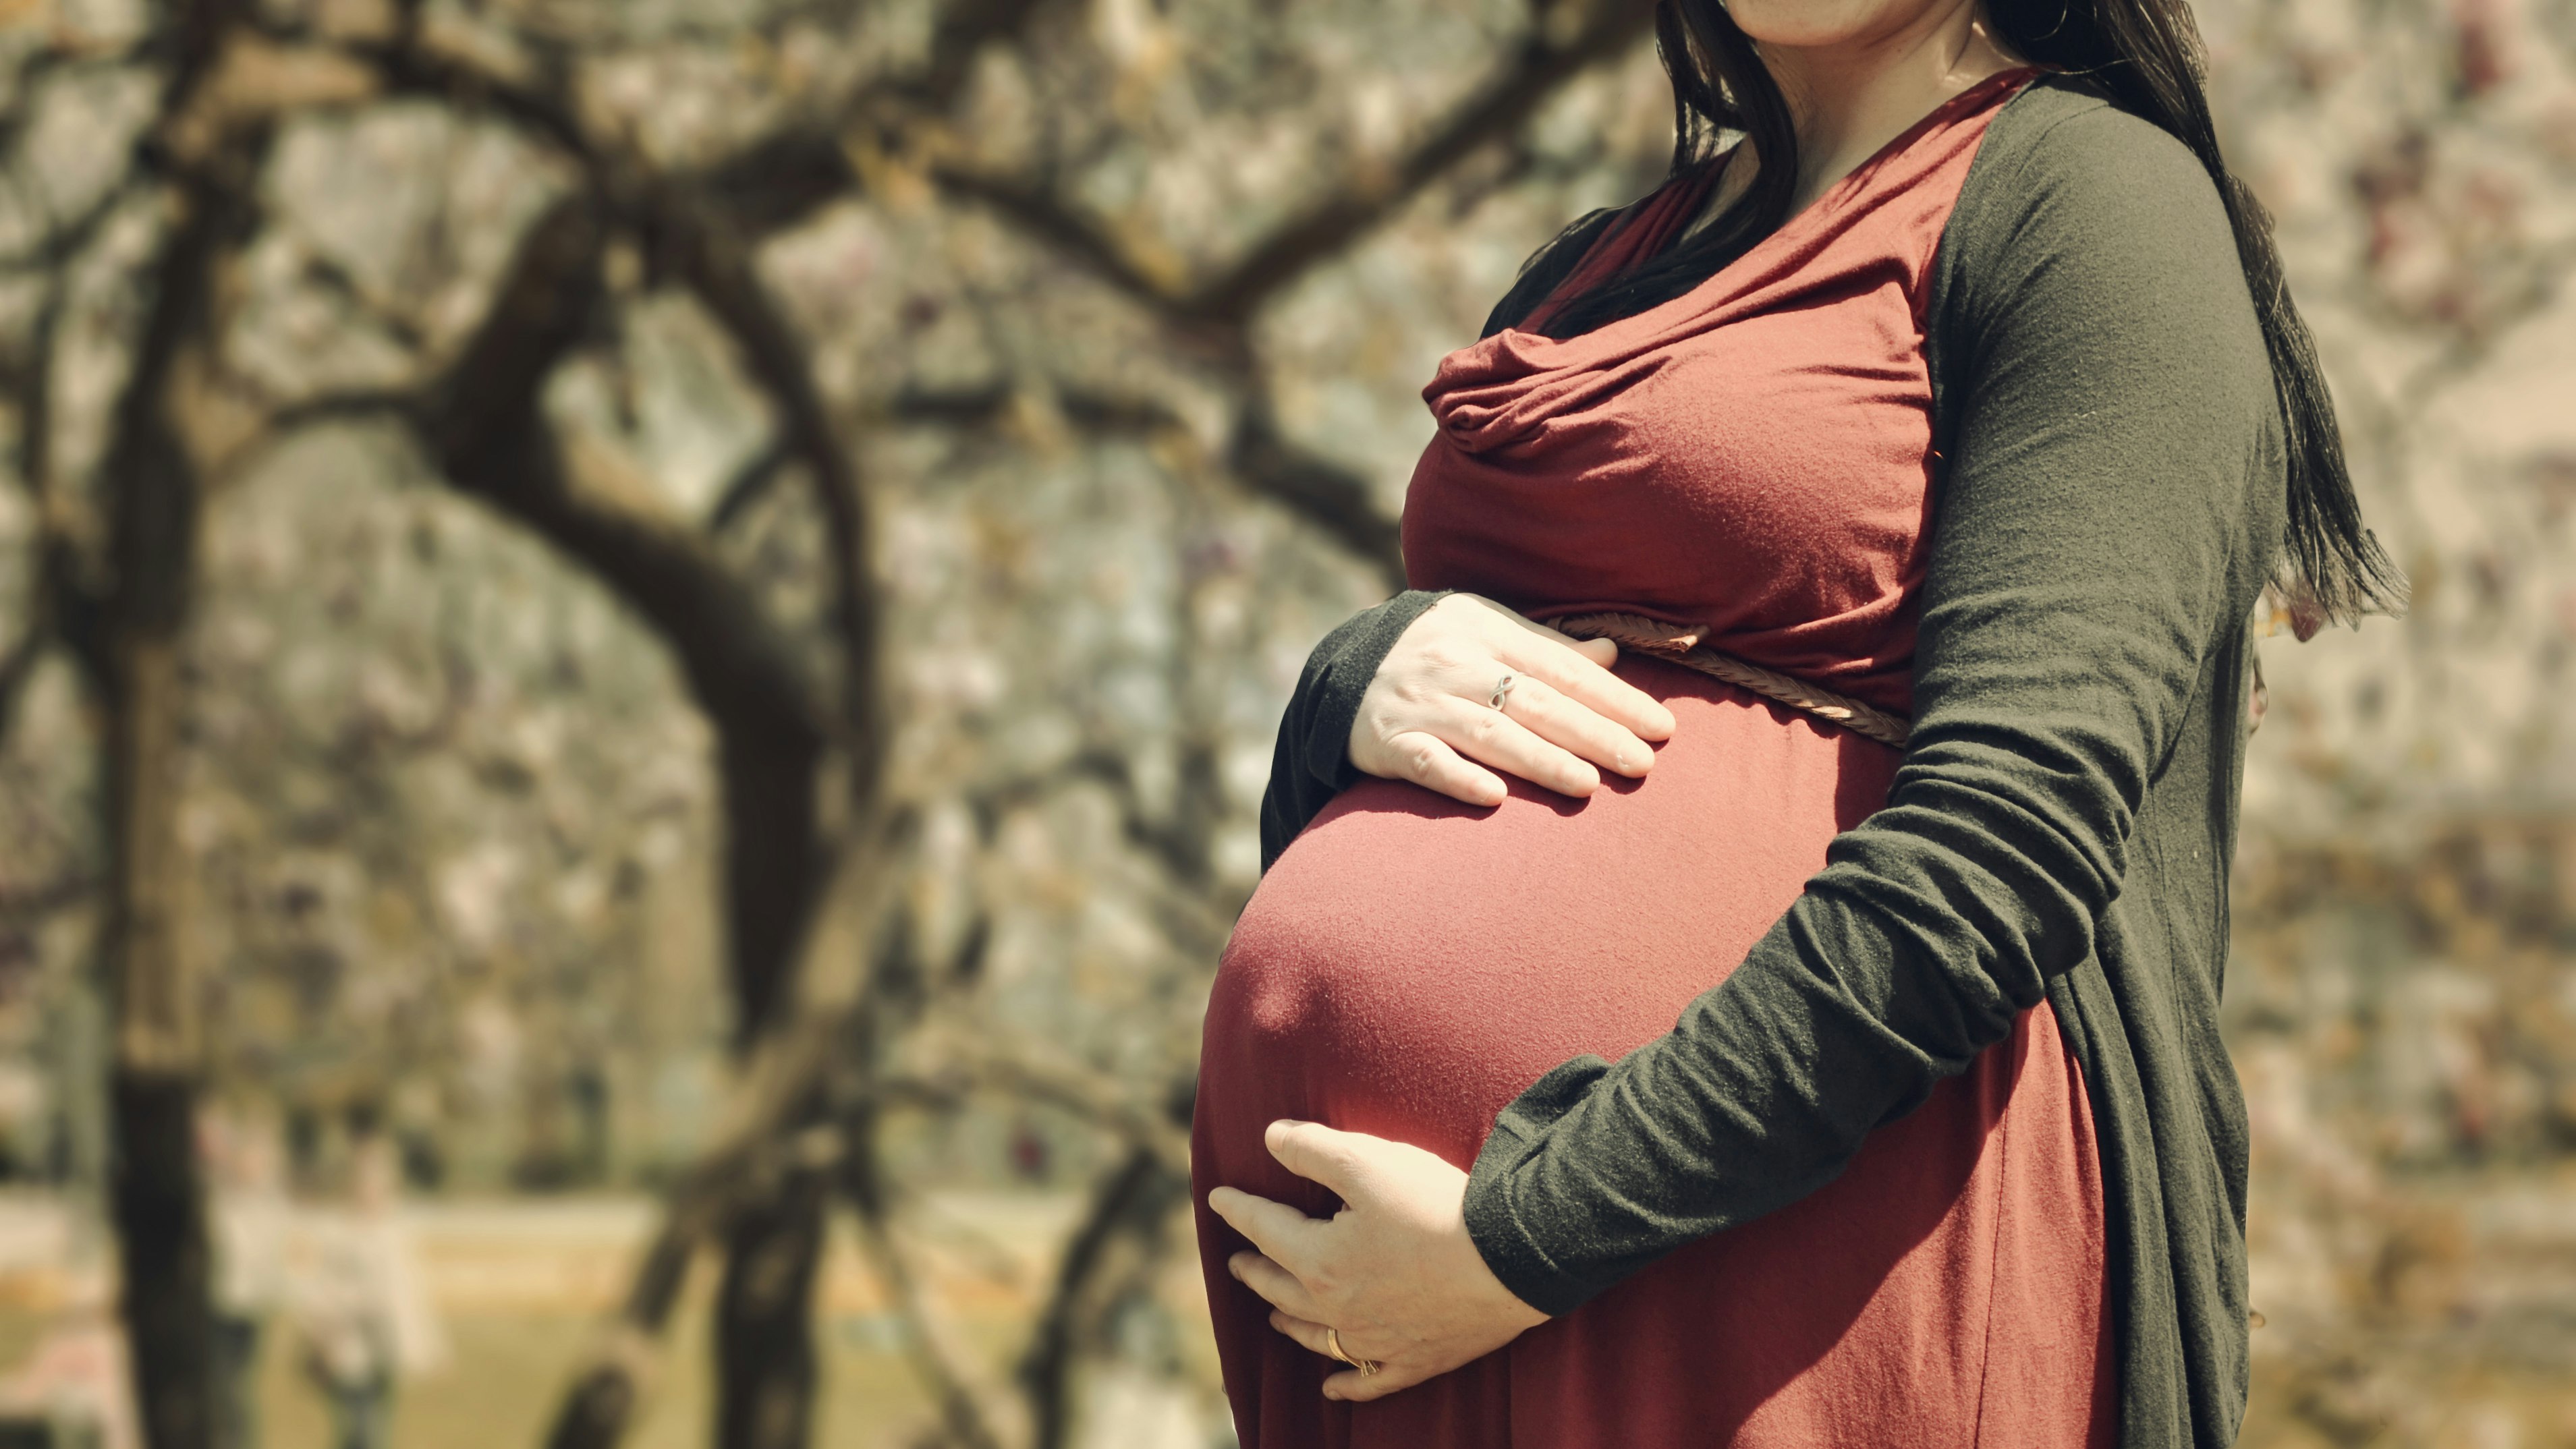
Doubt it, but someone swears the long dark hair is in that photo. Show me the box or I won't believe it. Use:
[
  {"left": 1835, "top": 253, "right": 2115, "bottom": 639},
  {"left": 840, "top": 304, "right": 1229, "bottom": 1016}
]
[{"left": 1485, "top": 0, "right": 2404, "bottom": 625}]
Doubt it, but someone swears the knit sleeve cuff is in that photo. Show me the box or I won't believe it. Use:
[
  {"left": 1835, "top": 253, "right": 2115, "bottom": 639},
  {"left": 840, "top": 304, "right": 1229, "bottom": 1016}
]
[
  {"left": 1257, "top": 588, "right": 1449, "bottom": 872},
  {"left": 1462, "top": 1054, "right": 1619, "bottom": 1318},
  {"left": 1301, "top": 588, "right": 1447, "bottom": 793}
]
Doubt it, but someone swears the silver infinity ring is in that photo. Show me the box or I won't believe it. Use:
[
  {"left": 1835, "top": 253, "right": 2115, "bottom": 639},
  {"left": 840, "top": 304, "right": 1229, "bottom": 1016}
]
[{"left": 1489, "top": 673, "right": 1515, "bottom": 711}]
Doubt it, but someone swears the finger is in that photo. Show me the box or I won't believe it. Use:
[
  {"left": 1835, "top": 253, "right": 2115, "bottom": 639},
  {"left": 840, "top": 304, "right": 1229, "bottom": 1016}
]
[
  {"left": 1206, "top": 1187, "right": 1329, "bottom": 1278},
  {"left": 1230, "top": 1253, "right": 1327, "bottom": 1322},
  {"left": 1324, "top": 1361, "right": 1433, "bottom": 1403},
  {"left": 1263, "top": 1120, "right": 1378, "bottom": 1201},
  {"left": 1501, "top": 621, "right": 1679, "bottom": 742},
  {"left": 1427, "top": 695, "right": 1603, "bottom": 799},
  {"left": 1379, "top": 730, "right": 1508, "bottom": 808},
  {"left": 1264, "top": 1309, "right": 1340, "bottom": 1361},
  {"left": 1314, "top": 1319, "right": 1422, "bottom": 1403},
  {"left": 1485, "top": 671, "right": 1660, "bottom": 782},
  {"left": 1268, "top": 1313, "right": 1424, "bottom": 1404}
]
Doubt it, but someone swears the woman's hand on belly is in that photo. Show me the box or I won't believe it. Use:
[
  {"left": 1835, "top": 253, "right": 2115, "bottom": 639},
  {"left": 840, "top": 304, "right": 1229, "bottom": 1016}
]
[
  {"left": 1351, "top": 593, "right": 1677, "bottom": 807},
  {"left": 1208, "top": 1120, "right": 1549, "bottom": 1402}
]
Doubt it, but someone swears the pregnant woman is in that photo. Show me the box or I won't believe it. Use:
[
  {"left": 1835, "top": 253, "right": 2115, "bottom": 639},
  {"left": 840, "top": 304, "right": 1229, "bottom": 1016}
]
[{"left": 1193, "top": 0, "right": 2401, "bottom": 1444}]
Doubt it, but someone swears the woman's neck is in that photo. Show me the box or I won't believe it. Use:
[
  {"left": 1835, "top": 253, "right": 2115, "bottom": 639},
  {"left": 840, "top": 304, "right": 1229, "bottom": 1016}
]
[{"left": 1709, "top": 5, "right": 2024, "bottom": 221}]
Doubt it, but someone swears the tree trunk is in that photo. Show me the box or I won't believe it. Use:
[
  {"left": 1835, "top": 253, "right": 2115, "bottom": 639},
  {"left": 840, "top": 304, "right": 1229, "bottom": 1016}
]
[
  {"left": 88, "top": 8, "right": 260, "bottom": 1411},
  {"left": 719, "top": 724, "right": 827, "bottom": 1048},
  {"left": 715, "top": 1169, "right": 828, "bottom": 1449},
  {"left": 110, "top": 1069, "right": 215, "bottom": 1449},
  {"left": 677, "top": 209, "right": 874, "bottom": 1449},
  {"left": 540, "top": 1226, "right": 696, "bottom": 1449},
  {"left": 420, "top": 198, "right": 847, "bottom": 1449},
  {"left": 709, "top": 729, "right": 830, "bottom": 1449},
  {"left": 96, "top": 295, "right": 218, "bottom": 1449}
]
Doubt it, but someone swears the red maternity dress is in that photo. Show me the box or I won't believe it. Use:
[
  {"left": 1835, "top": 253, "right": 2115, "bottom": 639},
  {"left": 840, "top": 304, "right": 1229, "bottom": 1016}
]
[{"left": 1194, "top": 72, "right": 2113, "bottom": 1448}]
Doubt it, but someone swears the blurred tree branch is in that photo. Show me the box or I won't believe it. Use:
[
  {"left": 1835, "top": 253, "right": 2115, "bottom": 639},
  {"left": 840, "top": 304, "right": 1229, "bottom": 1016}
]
[
  {"left": 0, "top": 309, "right": 61, "bottom": 746},
  {"left": 887, "top": 382, "right": 1405, "bottom": 587},
  {"left": 930, "top": 0, "right": 1654, "bottom": 328},
  {"left": 0, "top": 627, "right": 43, "bottom": 745},
  {"left": 918, "top": 0, "right": 1654, "bottom": 579},
  {"left": 330, "top": 0, "right": 1651, "bottom": 583},
  {"left": 1, "top": 212, "right": 92, "bottom": 753},
  {"left": 0, "top": 871, "right": 95, "bottom": 926},
  {"left": 1016, "top": 1143, "right": 1183, "bottom": 1449}
]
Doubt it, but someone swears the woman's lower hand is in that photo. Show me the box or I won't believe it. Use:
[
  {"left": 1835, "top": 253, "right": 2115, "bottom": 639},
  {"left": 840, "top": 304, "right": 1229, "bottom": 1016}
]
[
  {"left": 1351, "top": 593, "right": 1677, "bottom": 806},
  {"left": 1206, "top": 1120, "right": 1550, "bottom": 1402}
]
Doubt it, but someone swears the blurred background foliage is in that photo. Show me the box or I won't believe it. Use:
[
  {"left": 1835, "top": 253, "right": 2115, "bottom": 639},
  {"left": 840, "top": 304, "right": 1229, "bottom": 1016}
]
[{"left": 0, "top": 0, "right": 2565, "bottom": 1446}]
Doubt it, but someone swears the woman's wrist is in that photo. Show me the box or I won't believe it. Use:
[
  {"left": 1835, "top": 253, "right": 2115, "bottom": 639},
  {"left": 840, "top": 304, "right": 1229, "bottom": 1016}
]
[{"left": 1312, "top": 590, "right": 1453, "bottom": 789}]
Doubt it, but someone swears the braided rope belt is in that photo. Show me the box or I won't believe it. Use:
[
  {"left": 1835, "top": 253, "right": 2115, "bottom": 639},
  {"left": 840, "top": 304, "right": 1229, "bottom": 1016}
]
[{"left": 1545, "top": 611, "right": 1913, "bottom": 749}]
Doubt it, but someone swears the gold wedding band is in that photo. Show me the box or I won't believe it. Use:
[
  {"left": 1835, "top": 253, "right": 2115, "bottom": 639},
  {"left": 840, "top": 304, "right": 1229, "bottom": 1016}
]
[{"left": 1324, "top": 1327, "right": 1382, "bottom": 1377}]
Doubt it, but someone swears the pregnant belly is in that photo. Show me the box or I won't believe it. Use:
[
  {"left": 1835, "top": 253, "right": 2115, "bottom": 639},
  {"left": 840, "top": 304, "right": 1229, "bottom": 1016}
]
[
  {"left": 1194, "top": 657, "right": 2111, "bottom": 1448},
  {"left": 1210, "top": 656, "right": 1900, "bottom": 1170}
]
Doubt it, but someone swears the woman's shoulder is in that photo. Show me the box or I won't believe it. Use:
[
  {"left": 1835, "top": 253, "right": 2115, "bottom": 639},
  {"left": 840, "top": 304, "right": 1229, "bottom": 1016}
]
[
  {"left": 1926, "top": 72, "right": 2276, "bottom": 447},
  {"left": 1937, "top": 72, "right": 2252, "bottom": 324},
  {"left": 1967, "top": 74, "right": 2233, "bottom": 242}
]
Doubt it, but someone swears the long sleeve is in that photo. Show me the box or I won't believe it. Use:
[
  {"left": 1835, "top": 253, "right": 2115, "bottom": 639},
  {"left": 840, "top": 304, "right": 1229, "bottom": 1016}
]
[
  {"left": 1258, "top": 588, "right": 1449, "bottom": 872},
  {"left": 1459, "top": 93, "right": 2285, "bottom": 1316}
]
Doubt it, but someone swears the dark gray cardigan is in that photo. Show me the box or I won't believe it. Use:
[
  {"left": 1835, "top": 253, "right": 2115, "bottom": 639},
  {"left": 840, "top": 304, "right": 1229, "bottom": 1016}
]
[{"left": 1254, "top": 77, "right": 2286, "bottom": 1449}]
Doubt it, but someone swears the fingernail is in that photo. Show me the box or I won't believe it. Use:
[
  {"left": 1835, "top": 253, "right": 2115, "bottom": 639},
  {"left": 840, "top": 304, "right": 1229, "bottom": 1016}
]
[{"left": 1322, "top": 1388, "right": 1342, "bottom": 1402}]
